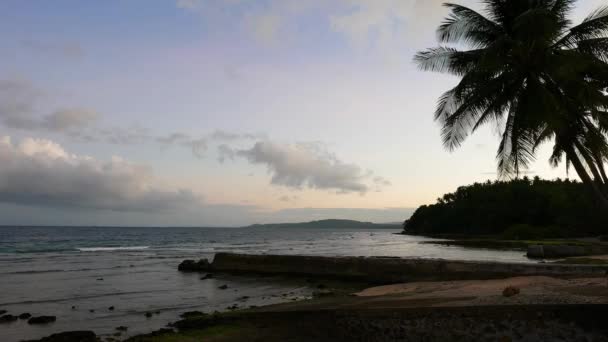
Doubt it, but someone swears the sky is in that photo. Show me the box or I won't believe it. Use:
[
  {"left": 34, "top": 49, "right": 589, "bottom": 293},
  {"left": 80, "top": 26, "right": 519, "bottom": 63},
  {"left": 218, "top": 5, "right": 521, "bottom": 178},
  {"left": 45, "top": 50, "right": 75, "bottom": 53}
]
[{"left": 0, "top": 0, "right": 604, "bottom": 226}]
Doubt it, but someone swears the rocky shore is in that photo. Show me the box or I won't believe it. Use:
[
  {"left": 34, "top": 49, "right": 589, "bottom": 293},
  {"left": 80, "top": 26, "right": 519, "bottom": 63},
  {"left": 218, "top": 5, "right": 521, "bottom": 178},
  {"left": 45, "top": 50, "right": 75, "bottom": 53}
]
[{"left": 178, "top": 252, "right": 608, "bottom": 282}]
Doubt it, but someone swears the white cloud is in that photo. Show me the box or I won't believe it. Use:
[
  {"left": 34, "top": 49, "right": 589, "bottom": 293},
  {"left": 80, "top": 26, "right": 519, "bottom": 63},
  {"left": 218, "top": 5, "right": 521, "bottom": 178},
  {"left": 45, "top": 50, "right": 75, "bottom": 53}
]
[
  {"left": 233, "top": 140, "right": 389, "bottom": 194},
  {"left": 0, "top": 136, "right": 201, "bottom": 212}
]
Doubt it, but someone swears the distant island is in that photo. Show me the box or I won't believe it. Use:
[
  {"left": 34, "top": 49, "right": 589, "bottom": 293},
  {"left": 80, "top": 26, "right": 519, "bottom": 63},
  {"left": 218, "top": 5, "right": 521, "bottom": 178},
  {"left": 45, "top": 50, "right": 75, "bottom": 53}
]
[{"left": 246, "top": 219, "right": 400, "bottom": 230}]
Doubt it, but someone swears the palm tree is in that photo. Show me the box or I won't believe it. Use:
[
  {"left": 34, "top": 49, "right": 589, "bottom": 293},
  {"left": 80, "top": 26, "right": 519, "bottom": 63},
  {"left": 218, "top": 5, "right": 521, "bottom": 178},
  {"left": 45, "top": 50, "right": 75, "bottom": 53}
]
[{"left": 415, "top": 0, "right": 608, "bottom": 209}]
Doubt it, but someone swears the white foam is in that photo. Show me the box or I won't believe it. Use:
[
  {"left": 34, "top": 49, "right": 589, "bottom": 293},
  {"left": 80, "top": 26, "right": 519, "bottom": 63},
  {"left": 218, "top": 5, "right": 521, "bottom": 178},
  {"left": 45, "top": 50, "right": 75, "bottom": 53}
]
[{"left": 77, "top": 246, "right": 150, "bottom": 252}]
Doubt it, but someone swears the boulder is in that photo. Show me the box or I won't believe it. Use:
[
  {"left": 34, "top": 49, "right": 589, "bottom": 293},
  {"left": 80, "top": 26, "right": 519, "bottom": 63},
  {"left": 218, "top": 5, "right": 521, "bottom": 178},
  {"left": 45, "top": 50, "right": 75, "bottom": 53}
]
[
  {"left": 28, "top": 316, "right": 57, "bottom": 324},
  {"left": 0, "top": 314, "right": 18, "bottom": 323},
  {"left": 503, "top": 286, "right": 520, "bottom": 297},
  {"left": 108, "top": 306, "right": 115, "bottom": 311},
  {"left": 19, "top": 313, "right": 32, "bottom": 319},
  {"left": 527, "top": 245, "right": 545, "bottom": 258},
  {"left": 24, "top": 331, "right": 96, "bottom": 342},
  {"left": 178, "top": 259, "right": 212, "bottom": 272},
  {"left": 144, "top": 312, "right": 153, "bottom": 318},
  {"left": 218, "top": 284, "right": 228, "bottom": 290}
]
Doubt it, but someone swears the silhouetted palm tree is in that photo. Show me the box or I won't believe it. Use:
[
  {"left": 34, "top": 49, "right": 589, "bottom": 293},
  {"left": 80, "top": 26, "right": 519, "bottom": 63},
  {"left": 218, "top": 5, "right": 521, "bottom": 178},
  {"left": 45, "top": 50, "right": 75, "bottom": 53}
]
[{"left": 415, "top": 0, "right": 608, "bottom": 208}]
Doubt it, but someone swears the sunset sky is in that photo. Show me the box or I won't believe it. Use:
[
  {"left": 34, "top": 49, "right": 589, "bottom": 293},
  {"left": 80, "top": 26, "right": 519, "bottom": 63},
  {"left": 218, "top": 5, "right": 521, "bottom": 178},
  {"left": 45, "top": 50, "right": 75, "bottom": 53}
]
[{"left": 0, "top": 0, "right": 604, "bottom": 226}]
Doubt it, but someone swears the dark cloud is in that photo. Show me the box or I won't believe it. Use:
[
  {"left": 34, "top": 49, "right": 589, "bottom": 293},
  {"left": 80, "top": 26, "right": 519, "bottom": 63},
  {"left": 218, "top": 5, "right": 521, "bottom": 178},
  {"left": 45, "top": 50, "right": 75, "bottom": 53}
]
[
  {"left": 0, "top": 136, "right": 200, "bottom": 212},
  {"left": 0, "top": 79, "right": 98, "bottom": 133}
]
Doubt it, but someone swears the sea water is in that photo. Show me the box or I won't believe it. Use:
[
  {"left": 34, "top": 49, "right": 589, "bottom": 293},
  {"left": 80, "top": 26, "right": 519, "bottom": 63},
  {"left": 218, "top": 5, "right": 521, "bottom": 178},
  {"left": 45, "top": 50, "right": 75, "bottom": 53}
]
[{"left": 0, "top": 226, "right": 532, "bottom": 341}]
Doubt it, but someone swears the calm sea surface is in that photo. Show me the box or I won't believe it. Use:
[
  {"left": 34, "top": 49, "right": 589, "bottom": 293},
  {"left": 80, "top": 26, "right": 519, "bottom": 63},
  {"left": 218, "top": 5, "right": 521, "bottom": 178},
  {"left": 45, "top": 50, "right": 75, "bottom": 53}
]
[{"left": 0, "top": 226, "right": 533, "bottom": 341}]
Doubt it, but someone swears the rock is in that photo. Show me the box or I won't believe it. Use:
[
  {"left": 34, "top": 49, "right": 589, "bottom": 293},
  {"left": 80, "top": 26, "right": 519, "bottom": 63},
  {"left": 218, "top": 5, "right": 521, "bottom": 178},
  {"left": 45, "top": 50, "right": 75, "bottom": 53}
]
[
  {"left": 0, "top": 314, "right": 18, "bottom": 323},
  {"left": 71, "top": 306, "right": 76, "bottom": 310},
  {"left": 0, "top": 310, "right": 6, "bottom": 315},
  {"left": 28, "top": 316, "right": 57, "bottom": 324},
  {"left": 145, "top": 312, "right": 153, "bottom": 318},
  {"left": 527, "top": 245, "right": 545, "bottom": 258},
  {"left": 313, "top": 289, "right": 335, "bottom": 298},
  {"left": 96, "top": 278, "right": 104, "bottom": 281},
  {"left": 317, "top": 284, "right": 327, "bottom": 289},
  {"left": 200, "top": 273, "right": 214, "bottom": 280},
  {"left": 19, "top": 313, "right": 32, "bottom": 319},
  {"left": 155, "top": 311, "right": 161, "bottom": 315},
  {"left": 23, "top": 331, "right": 96, "bottom": 342},
  {"left": 503, "top": 286, "right": 521, "bottom": 297},
  {"left": 115, "top": 326, "right": 128, "bottom": 331},
  {"left": 218, "top": 284, "right": 228, "bottom": 290},
  {"left": 108, "top": 306, "right": 114, "bottom": 311},
  {"left": 180, "top": 311, "right": 207, "bottom": 319},
  {"left": 178, "top": 259, "right": 212, "bottom": 272},
  {"left": 89, "top": 309, "right": 95, "bottom": 313}
]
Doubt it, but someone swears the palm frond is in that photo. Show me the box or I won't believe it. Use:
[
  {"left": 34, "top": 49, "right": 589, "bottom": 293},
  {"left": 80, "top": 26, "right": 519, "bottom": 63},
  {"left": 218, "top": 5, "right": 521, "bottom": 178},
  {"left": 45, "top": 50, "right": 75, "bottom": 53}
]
[{"left": 438, "top": 3, "right": 500, "bottom": 47}]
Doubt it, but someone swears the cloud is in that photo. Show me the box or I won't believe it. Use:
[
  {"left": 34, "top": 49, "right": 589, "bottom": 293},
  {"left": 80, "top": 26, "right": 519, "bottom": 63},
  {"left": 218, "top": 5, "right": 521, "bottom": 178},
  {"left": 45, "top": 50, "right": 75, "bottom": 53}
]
[
  {"left": 0, "top": 79, "right": 98, "bottom": 133},
  {"left": 233, "top": 140, "right": 388, "bottom": 194},
  {"left": 175, "top": 0, "right": 450, "bottom": 56},
  {"left": 0, "top": 136, "right": 201, "bottom": 212}
]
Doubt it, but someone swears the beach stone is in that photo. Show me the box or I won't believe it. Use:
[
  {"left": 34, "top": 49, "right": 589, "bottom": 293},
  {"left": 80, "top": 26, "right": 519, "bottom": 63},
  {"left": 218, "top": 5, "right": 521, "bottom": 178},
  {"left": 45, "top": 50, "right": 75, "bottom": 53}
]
[
  {"left": 503, "top": 286, "right": 520, "bottom": 297},
  {"left": 145, "top": 312, "right": 153, "bottom": 318},
  {"left": 19, "top": 312, "right": 32, "bottom": 319},
  {"left": 0, "top": 314, "right": 18, "bottom": 323},
  {"left": 200, "top": 273, "right": 214, "bottom": 280},
  {"left": 218, "top": 284, "right": 228, "bottom": 290},
  {"left": 115, "top": 326, "right": 128, "bottom": 331},
  {"left": 527, "top": 245, "right": 544, "bottom": 258},
  {"left": 178, "top": 259, "right": 212, "bottom": 272},
  {"left": 0, "top": 310, "right": 6, "bottom": 315},
  {"left": 24, "top": 330, "right": 96, "bottom": 342},
  {"left": 108, "top": 306, "right": 114, "bottom": 311},
  {"left": 28, "top": 316, "right": 57, "bottom": 324},
  {"left": 180, "top": 311, "right": 207, "bottom": 319}
]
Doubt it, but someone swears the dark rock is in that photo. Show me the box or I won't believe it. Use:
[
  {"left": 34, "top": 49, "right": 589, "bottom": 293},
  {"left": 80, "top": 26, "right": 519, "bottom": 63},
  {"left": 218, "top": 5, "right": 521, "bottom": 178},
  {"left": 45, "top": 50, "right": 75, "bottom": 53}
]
[
  {"left": 23, "top": 330, "right": 96, "bottom": 342},
  {"left": 313, "top": 289, "right": 335, "bottom": 298},
  {"left": 115, "top": 326, "right": 128, "bottom": 331},
  {"left": 89, "top": 309, "right": 95, "bottom": 313},
  {"left": 0, "top": 314, "right": 18, "bottom": 323},
  {"left": 144, "top": 312, "right": 153, "bottom": 318},
  {"left": 108, "top": 306, "right": 115, "bottom": 311},
  {"left": 317, "top": 284, "right": 327, "bottom": 289},
  {"left": 28, "top": 316, "right": 57, "bottom": 324},
  {"left": 19, "top": 313, "right": 32, "bottom": 319},
  {"left": 503, "top": 286, "right": 521, "bottom": 298},
  {"left": 155, "top": 311, "right": 161, "bottom": 315},
  {"left": 71, "top": 306, "right": 76, "bottom": 310},
  {"left": 218, "top": 284, "right": 228, "bottom": 290},
  {"left": 200, "top": 273, "right": 214, "bottom": 280},
  {"left": 178, "top": 259, "right": 212, "bottom": 272},
  {"left": 96, "top": 278, "right": 104, "bottom": 281},
  {"left": 180, "top": 311, "right": 207, "bottom": 319},
  {"left": 0, "top": 310, "right": 6, "bottom": 315}
]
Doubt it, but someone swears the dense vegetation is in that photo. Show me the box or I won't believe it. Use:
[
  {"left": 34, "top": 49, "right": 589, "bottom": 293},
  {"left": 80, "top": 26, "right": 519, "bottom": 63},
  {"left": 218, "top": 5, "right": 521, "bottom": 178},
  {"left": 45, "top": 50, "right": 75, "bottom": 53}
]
[
  {"left": 415, "top": 0, "right": 608, "bottom": 209},
  {"left": 403, "top": 178, "right": 606, "bottom": 238}
]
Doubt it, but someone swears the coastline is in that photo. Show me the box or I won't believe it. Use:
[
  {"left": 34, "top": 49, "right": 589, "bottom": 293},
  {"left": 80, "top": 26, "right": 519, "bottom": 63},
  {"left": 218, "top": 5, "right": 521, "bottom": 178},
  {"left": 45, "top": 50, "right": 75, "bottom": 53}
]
[{"left": 23, "top": 252, "right": 608, "bottom": 341}]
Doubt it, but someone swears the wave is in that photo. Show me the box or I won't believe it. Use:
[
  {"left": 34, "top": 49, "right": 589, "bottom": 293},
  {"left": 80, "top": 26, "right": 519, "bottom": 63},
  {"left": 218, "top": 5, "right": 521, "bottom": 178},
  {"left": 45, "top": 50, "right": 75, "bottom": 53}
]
[{"left": 77, "top": 246, "right": 150, "bottom": 252}]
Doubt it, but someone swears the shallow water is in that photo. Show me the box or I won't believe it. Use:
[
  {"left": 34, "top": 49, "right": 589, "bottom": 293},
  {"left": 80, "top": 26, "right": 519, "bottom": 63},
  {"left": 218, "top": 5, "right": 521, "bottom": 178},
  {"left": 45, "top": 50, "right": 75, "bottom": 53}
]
[{"left": 0, "top": 226, "right": 533, "bottom": 341}]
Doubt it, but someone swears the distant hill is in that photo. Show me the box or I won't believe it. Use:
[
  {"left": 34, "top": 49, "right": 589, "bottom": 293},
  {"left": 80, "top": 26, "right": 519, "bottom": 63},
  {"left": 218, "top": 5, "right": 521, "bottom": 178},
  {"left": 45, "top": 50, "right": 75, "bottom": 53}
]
[{"left": 246, "top": 219, "right": 400, "bottom": 230}]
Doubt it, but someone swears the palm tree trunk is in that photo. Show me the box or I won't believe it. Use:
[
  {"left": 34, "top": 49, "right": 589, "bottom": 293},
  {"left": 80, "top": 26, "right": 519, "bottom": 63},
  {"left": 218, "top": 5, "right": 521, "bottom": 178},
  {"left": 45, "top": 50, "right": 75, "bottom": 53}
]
[
  {"left": 566, "top": 147, "right": 608, "bottom": 209},
  {"left": 592, "top": 153, "right": 608, "bottom": 193},
  {"left": 575, "top": 142, "right": 606, "bottom": 187}
]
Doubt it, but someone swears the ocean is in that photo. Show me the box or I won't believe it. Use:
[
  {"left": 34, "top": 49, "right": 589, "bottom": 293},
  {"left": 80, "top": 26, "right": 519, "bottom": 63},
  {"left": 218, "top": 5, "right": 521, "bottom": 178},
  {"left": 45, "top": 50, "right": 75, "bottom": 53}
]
[{"left": 0, "top": 226, "right": 533, "bottom": 341}]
